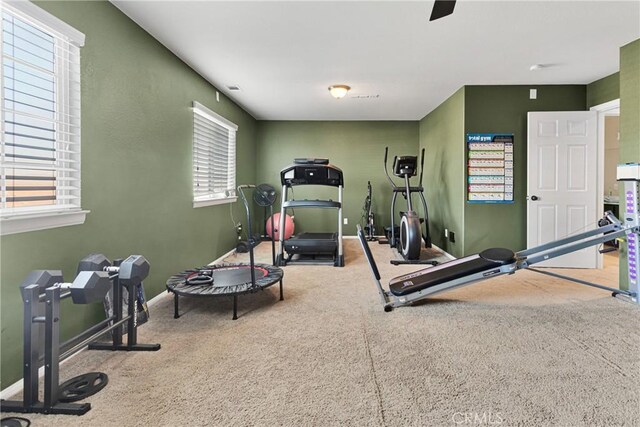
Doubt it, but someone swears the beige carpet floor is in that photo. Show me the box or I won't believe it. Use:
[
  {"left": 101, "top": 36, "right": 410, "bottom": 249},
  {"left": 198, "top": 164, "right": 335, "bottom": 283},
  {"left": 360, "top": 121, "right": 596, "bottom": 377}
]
[{"left": 8, "top": 240, "right": 640, "bottom": 426}]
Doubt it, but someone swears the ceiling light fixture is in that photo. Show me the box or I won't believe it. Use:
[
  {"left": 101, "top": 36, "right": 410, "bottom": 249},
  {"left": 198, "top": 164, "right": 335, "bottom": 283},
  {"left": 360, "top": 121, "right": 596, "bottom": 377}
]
[
  {"left": 529, "top": 64, "right": 545, "bottom": 71},
  {"left": 328, "top": 85, "right": 351, "bottom": 99}
]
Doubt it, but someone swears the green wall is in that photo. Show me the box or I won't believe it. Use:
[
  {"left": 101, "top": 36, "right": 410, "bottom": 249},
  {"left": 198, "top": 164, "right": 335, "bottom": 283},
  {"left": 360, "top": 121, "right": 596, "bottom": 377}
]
[
  {"left": 619, "top": 39, "right": 640, "bottom": 162},
  {"left": 462, "top": 86, "right": 587, "bottom": 255},
  {"left": 255, "top": 83, "right": 594, "bottom": 259},
  {"left": 255, "top": 121, "right": 419, "bottom": 236},
  {"left": 418, "top": 88, "right": 466, "bottom": 257},
  {"left": 586, "top": 73, "right": 620, "bottom": 107},
  {"left": 1, "top": 1, "right": 636, "bottom": 393},
  {"left": 0, "top": 1, "right": 257, "bottom": 388},
  {"left": 618, "top": 39, "right": 640, "bottom": 290}
]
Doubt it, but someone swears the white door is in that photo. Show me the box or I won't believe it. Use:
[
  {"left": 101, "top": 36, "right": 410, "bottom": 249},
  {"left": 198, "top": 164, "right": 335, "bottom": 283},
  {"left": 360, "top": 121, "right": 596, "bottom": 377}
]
[{"left": 527, "top": 111, "right": 598, "bottom": 268}]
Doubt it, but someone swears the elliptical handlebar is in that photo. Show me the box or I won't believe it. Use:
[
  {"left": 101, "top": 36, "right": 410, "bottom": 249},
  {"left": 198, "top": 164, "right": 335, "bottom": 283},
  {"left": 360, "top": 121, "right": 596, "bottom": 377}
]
[
  {"left": 419, "top": 148, "right": 425, "bottom": 187},
  {"left": 383, "top": 146, "right": 397, "bottom": 188}
]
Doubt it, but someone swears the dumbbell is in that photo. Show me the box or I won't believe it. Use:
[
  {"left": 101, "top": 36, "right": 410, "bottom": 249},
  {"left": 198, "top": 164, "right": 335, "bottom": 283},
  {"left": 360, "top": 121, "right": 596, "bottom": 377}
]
[
  {"left": 19, "top": 270, "right": 111, "bottom": 304},
  {"left": 78, "top": 254, "right": 150, "bottom": 285},
  {"left": 77, "top": 254, "right": 110, "bottom": 274}
]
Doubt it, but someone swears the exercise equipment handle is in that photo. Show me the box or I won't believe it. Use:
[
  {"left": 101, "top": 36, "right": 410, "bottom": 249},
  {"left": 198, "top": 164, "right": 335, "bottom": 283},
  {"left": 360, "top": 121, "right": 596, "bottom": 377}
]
[
  {"left": 237, "top": 185, "right": 257, "bottom": 287},
  {"left": 365, "top": 181, "right": 373, "bottom": 217},
  {"left": 383, "top": 147, "right": 397, "bottom": 188},
  {"left": 419, "top": 148, "right": 425, "bottom": 187}
]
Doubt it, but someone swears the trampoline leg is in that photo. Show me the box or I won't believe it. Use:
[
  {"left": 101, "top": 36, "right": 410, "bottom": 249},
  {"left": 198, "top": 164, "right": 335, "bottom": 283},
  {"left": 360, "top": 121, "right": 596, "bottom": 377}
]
[
  {"left": 279, "top": 279, "right": 284, "bottom": 301},
  {"left": 232, "top": 295, "right": 238, "bottom": 320},
  {"left": 173, "top": 293, "right": 180, "bottom": 319}
]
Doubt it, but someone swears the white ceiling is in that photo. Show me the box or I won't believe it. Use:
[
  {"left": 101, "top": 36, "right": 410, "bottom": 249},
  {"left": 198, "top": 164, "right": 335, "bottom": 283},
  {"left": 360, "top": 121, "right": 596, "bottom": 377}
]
[{"left": 112, "top": 1, "right": 640, "bottom": 121}]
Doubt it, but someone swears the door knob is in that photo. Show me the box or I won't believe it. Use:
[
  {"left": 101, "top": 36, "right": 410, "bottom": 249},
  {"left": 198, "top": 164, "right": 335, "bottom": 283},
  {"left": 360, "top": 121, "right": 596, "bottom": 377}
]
[{"left": 530, "top": 195, "right": 539, "bottom": 201}]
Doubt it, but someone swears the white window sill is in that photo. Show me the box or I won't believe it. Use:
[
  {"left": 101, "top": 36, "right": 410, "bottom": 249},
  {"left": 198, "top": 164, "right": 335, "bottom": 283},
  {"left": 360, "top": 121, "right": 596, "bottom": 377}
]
[
  {"left": 0, "top": 210, "right": 90, "bottom": 236},
  {"left": 193, "top": 197, "right": 237, "bottom": 208}
]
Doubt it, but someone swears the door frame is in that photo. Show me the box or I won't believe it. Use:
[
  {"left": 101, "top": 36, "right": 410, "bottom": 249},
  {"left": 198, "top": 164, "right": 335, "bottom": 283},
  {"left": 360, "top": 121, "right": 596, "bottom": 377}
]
[{"left": 590, "top": 98, "right": 620, "bottom": 269}]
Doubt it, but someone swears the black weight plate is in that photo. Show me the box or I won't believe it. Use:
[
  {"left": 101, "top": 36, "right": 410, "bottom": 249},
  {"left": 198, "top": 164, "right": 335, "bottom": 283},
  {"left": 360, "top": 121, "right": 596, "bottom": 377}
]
[
  {"left": 59, "top": 372, "right": 109, "bottom": 403},
  {"left": 1, "top": 417, "right": 31, "bottom": 427},
  {"left": 185, "top": 274, "right": 214, "bottom": 286}
]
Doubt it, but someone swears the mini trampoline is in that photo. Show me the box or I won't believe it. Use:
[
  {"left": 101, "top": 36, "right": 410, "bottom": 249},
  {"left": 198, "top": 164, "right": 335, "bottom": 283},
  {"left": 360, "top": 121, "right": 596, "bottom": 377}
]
[
  {"left": 166, "top": 185, "right": 284, "bottom": 320},
  {"left": 166, "top": 262, "right": 283, "bottom": 319}
]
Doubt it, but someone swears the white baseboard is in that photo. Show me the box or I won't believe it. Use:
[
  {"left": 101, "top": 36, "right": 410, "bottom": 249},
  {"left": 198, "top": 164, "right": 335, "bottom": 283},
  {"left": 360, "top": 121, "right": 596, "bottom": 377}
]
[
  {"left": 207, "top": 248, "right": 237, "bottom": 265},
  {"left": 432, "top": 243, "right": 456, "bottom": 260},
  {"left": 342, "top": 235, "right": 456, "bottom": 260},
  {"left": 0, "top": 352, "right": 87, "bottom": 400},
  {"left": 1, "top": 371, "right": 34, "bottom": 400}
]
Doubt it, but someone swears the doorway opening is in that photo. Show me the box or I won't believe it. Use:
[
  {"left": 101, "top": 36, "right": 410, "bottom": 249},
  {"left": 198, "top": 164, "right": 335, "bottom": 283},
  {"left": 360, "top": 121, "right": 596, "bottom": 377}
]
[{"left": 592, "top": 99, "right": 620, "bottom": 275}]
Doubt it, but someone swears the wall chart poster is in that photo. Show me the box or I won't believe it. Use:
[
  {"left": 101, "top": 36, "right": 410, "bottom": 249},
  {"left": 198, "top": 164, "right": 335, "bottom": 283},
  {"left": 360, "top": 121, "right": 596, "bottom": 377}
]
[{"left": 467, "top": 133, "right": 514, "bottom": 204}]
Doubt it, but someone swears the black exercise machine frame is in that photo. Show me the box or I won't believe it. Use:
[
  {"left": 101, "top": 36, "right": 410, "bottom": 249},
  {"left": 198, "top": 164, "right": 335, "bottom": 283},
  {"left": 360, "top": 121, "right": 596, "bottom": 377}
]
[
  {"left": 1, "top": 266, "right": 160, "bottom": 416},
  {"left": 363, "top": 180, "right": 377, "bottom": 241},
  {"left": 382, "top": 147, "right": 436, "bottom": 265},
  {"left": 358, "top": 210, "right": 639, "bottom": 312},
  {"left": 277, "top": 158, "right": 345, "bottom": 267}
]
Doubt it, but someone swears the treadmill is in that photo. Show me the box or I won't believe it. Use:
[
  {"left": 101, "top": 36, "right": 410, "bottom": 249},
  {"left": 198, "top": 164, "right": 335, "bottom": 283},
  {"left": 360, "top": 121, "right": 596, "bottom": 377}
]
[{"left": 277, "top": 158, "right": 345, "bottom": 267}]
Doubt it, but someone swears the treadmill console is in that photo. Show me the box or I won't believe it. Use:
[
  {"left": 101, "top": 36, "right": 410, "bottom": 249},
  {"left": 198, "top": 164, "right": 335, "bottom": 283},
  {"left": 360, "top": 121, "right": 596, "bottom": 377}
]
[
  {"left": 281, "top": 160, "right": 344, "bottom": 187},
  {"left": 294, "top": 158, "right": 329, "bottom": 165},
  {"left": 393, "top": 156, "right": 418, "bottom": 177}
]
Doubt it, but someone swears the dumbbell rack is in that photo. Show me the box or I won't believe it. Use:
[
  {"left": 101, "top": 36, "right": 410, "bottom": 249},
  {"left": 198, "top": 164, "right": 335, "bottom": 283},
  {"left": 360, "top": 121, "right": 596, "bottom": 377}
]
[
  {"left": 87, "top": 259, "right": 159, "bottom": 352},
  {"left": 1, "top": 257, "right": 161, "bottom": 416}
]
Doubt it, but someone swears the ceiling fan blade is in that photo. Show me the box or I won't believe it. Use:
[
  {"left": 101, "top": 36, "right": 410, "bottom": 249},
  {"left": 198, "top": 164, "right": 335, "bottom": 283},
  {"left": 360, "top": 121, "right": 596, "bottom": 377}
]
[{"left": 429, "top": 0, "right": 457, "bottom": 21}]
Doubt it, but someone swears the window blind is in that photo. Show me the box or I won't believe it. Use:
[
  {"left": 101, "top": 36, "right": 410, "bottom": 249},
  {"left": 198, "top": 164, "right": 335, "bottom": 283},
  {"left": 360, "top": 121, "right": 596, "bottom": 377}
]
[
  {"left": 192, "top": 101, "right": 237, "bottom": 204},
  {"left": 1, "top": 4, "right": 82, "bottom": 215}
]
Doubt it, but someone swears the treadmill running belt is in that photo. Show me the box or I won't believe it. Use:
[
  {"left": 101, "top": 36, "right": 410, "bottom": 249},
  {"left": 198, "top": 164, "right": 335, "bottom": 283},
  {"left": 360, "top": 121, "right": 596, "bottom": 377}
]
[{"left": 389, "top": 248, "right": 515, "bottom": 296}]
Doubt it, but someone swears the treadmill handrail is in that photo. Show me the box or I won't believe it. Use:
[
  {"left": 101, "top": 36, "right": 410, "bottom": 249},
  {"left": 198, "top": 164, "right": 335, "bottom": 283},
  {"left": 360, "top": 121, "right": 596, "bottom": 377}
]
[{"left": 283, "top": 200, "right": 341, "bottom": 209}]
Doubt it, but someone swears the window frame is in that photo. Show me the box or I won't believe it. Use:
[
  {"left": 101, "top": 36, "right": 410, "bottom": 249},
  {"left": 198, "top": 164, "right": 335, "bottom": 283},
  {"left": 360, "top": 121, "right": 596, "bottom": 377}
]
[
  {"left": 0, "top": 1, "right": 87, "bottom": 235},
  {"left": 192, "top": 101, "right": 238, "bottom": 208}
]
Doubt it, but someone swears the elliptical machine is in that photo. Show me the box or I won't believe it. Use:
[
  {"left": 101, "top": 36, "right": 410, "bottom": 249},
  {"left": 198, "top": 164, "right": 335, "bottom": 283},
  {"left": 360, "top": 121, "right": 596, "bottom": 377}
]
[{"left": 381, "top": 147, "right": 436, "bottom": 265}]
